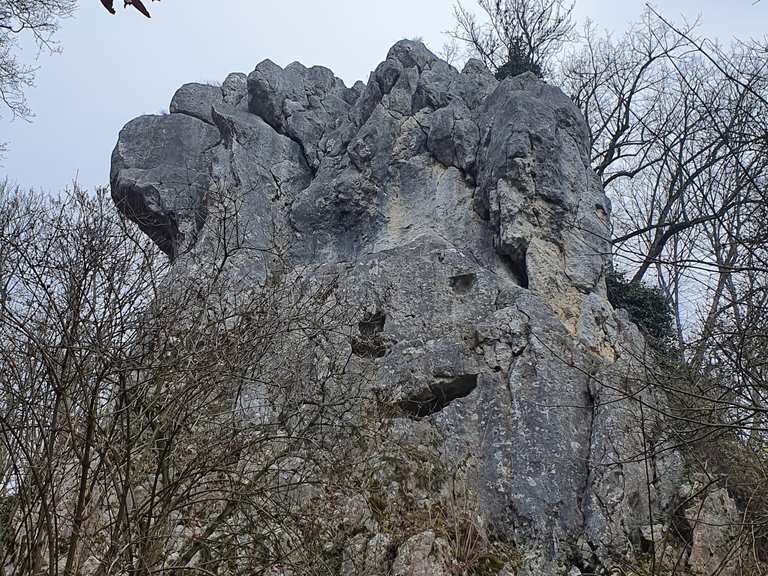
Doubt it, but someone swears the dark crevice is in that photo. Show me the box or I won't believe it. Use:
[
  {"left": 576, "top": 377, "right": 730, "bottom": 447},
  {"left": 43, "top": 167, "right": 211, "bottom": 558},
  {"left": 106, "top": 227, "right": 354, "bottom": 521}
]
[
  {"left": 287, "top": 132, "right": 318, "bottom": 177},
  {"left": 668, "top": 505, "right": 694, "bottom": 560},
  {"left": 351, "top": 337, "right": 387, "bottom": 359},
  {"left": 359, "top": 311, "right": 385, "bottom": 336},
  {"left": 580, "top": 377, "right": 598, "bottom": 536},
  {"left": 567, "top": 549, "right": 595, "bottom": 576},
  {"left": 449, "top": 272, "right": 477, "bottom": 294},
  {"left": 240, "top": 98, "right": 318, "bottom": 178},
  {"left": 398, "top": 374, "right": 479, "bottom": 417},
  {"left": 112, "top": 185, "right": 180, "bottom": 259},
  {"left": 499, "top": 252, "right": 529, "bottom": 289},
  {"left": 171, "top": 108, "right": 216, "bottom": 127},
  {"left": 351, "top": 311, "right": 388, "bottom": 358}
]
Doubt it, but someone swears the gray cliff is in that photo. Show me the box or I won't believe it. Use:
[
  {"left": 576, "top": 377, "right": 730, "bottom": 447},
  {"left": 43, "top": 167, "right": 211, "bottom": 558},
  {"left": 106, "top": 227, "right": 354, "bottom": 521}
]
[{"left": 111, "top": 41, "right": 688, "bottom": 574}]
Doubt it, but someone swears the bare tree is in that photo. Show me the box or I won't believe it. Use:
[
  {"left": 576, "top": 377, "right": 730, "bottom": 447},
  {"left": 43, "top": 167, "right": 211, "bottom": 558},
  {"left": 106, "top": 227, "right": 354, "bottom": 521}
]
[
  {"left": 557, "top": 8, "right": 768, "bottom": 355},
  {"left": 0, "top": 180, "right": 383, "bottom": 574},
  {"left": 0, "top": 0, "right": 156, "bottom": 128},
  {"left": 450, "top": 0, "right": 575, "bottom": 78},
  {"left": 557, "top": 10, "right": 768, "bottom": 564},
  {"left": 0, "top": 0, "right": 76, "bottom": 119}
]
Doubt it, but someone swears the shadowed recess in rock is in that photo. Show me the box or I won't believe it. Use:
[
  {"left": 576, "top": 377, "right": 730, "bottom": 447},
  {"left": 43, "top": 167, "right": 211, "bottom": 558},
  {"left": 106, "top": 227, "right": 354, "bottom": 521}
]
[
  {"left": 398, "top": 374, "right": 479, "bottom": 417},
  {"left": 499, "top": 251, "right": 529, "bottom": 289},
  {"left": 449, "top": 272, "right": 477, "bottom": 294},
  {"left": 351, "top": 310, "right": 388, "bottom": 358}
]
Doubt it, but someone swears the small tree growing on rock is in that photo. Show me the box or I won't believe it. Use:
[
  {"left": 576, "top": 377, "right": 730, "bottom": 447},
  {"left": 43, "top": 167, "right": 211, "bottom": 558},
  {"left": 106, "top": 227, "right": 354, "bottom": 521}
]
[
  {"left": 606, "top": 269, "right": 676, "bottom": 352},
  {"left": 450, "top": 0, "right": 575, "bottom": 79}
]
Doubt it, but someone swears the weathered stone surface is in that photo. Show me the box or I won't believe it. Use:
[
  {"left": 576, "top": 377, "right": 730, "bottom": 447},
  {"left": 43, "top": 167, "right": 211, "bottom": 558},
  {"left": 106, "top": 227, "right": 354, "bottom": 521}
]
[
  {"left": 342, "top": 533, "right": 393, "bottom": 576},
  {"left": 111, "top": 113, "right": 220, "bottom": 257},
  {"left": 170, "top": 82, "right": 223, "bottom": 124},
  {"left": 221, "top": 72, "right": 248, "bottom": 108},
  {"left": 110, "top": 40, "right": 682, "bottom": 574},
  {"left": 685, "top": 487, "right": 739, "bottom": 576},
  {"left": 391, "top": 531, "right": 448, "bottom": 576}
]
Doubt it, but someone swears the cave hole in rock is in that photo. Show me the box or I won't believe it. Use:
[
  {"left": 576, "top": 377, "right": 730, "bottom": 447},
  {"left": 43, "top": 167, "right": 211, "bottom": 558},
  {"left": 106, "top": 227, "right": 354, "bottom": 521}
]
[
  {"left": 359, "top": 310, "right": 385, "bottom": 336},
  {"left": 399, "top": 374, "right": 479, "bottom": 417},
  {"left": 449, "top": 272, "right": 477, "bottom": 294},
  {"left": 351, "top": 310, "right": 388, "bottom": 358},
  {"left": 499, "top": 250, "right": 529, "bottom": 289},
  {"left": 567, "top": 552, "right": 594, "bottom": 576}
]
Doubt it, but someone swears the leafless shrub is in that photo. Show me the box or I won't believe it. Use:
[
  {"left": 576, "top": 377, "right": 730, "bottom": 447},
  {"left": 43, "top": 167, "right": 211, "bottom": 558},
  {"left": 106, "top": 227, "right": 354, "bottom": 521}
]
[
  {"left": 449, "top": 0, "right": 575, "bottom": 77},
  {"left": 0, "top": 181, "right": 383, "bottom": 575}
]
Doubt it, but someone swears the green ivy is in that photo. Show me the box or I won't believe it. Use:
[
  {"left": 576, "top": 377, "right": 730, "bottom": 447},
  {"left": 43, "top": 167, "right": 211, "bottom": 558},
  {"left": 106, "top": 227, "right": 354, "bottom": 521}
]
[{"left": 606, "top": 269, "right": 676, "bottom": 351}]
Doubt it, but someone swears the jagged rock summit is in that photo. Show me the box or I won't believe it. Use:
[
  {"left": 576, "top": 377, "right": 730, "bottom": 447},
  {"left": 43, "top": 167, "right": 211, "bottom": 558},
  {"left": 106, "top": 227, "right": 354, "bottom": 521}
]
[{"left": 111, "top": 41, "right": 686, "bottom": 574}]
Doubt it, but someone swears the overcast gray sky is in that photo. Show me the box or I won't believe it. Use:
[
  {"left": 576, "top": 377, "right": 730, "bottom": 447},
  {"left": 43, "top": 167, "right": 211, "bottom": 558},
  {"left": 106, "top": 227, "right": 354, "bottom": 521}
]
[{"left": 1, "top": 0, "right": 766, "bottom": 194}]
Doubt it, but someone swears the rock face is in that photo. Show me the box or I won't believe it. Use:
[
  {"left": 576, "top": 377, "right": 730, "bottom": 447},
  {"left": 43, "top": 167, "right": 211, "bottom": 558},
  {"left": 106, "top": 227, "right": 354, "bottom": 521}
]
[{"left": 111, "top": 41, "right": 687, "bottom": 574}]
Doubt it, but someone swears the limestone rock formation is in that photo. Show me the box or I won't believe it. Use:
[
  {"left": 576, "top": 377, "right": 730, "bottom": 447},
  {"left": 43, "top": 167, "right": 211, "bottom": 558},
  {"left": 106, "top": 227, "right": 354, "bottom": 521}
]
[{"left": 111, "top": 41, "right": 697, "bottom": 574}]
